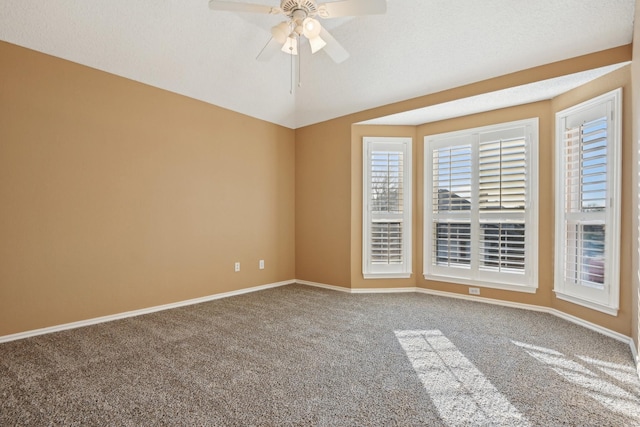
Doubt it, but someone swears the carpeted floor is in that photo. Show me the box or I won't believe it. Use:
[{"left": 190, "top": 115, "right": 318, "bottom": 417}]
[{"left": 1, "top": 284, "right": 639, "bottom": 426}]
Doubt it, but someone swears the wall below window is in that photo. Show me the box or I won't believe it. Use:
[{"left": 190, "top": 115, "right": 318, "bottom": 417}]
[{"left": 0, "top": 41, "right": 296, "bottom": 337}]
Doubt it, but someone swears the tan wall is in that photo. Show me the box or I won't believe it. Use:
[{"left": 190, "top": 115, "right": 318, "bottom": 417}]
[
  {"left": 295, "top": 46, "right": 633, "bottom": 336},
  {"left": 0, "top": 41, "right": 296, "bottom": 336},
  {"left": 295, "top": 119, "right": 353, "bottom": 288},
  {"left": 2, "top": 38, "right": 635, "bottom": 339}
]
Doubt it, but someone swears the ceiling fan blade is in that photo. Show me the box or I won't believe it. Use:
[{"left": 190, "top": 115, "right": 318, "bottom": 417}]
[
  {"left": 208, "top": 0, "right": 279, "bottom": 14},
  {"left": 319, "top": 27, "right": 349, "bottom": 63},
  {"left": 317, "top": 0, "right": 386, "bottom": 18},
  {"left": 256, "top": 37, "right": 284, "bottom": 61}
]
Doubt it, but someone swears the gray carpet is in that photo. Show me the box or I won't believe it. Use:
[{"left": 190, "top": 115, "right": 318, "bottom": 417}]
[{"left": 1, "top": 284, "right": 639, "bottom": 426}]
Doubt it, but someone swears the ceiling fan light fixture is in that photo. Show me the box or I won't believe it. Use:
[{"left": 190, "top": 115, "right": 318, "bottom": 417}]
[
  {"left": 281, "top": 35, "right": 298, "bottom": 55},
  {"left": 302, "top": 17, "right": 322, "bottom": 38},
  {"left": 309, "top": 35, "right": 327, "bottom": 53},
  {"left": 271, "top": 21, "right": 290, "bottom": 44}
]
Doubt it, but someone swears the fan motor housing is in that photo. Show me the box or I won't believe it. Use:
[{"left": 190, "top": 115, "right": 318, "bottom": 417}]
[{"left": 280, "top": 0, "right": 318, "bottom": 17}]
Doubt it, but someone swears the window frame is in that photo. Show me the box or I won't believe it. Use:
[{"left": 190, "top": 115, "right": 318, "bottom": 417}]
[
  {"left": 362, "top": 136, "right": 413, "bottom": 279},
  {"left": 423, "top": 118, "right": 539, "bottom": 293},
  {"left": 554, "top": 88, "right": 622, "bottom": 316}
]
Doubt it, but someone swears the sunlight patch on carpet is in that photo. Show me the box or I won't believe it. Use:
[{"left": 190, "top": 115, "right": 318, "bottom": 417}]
[
  {"left": 395, "top": 330, "right": 530, "bottom": 427},
  {"left": 513, "top": 341, "right": 640, "bottom": 420}
]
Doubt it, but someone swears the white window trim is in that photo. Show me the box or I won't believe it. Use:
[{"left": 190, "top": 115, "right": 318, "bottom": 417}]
[
  {"left": 363, "top": 137, "right": 413, "bottom": 279},
  {"left": 554, "top": 88, "right": 622, "bottom": 316},
  {"left": 423, "top": 118, "right": 539, "bottom": 292}
]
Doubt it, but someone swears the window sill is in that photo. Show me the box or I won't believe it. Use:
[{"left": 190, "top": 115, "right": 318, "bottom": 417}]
[
  {"left": 363, "top": 273, "right": 412, "bottom": 279},
  {"left": 423, "top": 274, "right": 537, "bottom": 294},
  {"left": 554, "top": 290, "right": 619, "bottom": 316}
]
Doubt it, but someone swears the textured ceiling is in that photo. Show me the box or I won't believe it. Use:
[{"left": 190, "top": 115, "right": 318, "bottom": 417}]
[{"left": 0, "top": 0, "right": 635, "bottom": 129}]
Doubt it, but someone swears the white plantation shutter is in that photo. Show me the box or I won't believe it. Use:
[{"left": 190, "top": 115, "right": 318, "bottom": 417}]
[
  {"left": 425, "top": 119, "right": 538, "bottom": 291},
  {"left": 478, "top": 135, "right": 526, "bottom": 211},
  {"left": 478, "top": 130, "right": 527, "bottom": 273},
  {"left": 555, "top": 89, "right": 621, "bottom": 315},
  {"left": 563, "top": 118, "right": 607, "bottom": 289},
  {"left": 370, "top": 151, "right": 404, "bottom": 265},
  {"left": 363, "top": 137, "right": 412, "bottom": 278},
  {"left": 432, "top": 143, "right": 472, "bottom": 268}
]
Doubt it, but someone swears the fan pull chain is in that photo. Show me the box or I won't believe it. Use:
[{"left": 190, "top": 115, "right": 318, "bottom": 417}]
[
  {"left": 298, "top": 35, "right": 302, "bottom": 88},
  {"left": 290, "top": 46, "right": 293, "bottom": 95}
]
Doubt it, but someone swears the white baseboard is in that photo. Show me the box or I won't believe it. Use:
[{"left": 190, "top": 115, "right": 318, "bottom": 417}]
[
  {"left": 0, "top": 279, "right": 295, "bottom": 344},
  {"left": 631, "top": 339, "right": 640, "bottom": 377},
  {"left": 2, "top": 278, "right": 638, "bottom": 379},
  {"left": 416, "top": 288, "right": 632, "bottom": 344},
  {"left": 296, "top": 280, "right": 416, "bottom": 294},
  {"left": 295, "top": 280, "right": 352, "bottom": 293}
]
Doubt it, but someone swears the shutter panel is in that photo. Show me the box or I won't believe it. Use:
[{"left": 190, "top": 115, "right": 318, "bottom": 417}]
[
  {"left": 479, "top": 137, "right": 526, "bottom": 211},
  {"left": 432, "top": 145, "right": 472, "bottom": 212},
  {"left": 562, "top": 117, "right": 608, "bottom": 290},
  {"left": 434, "top": 221, "right": 471, "bottom": 267},
  {"left": 364, "top": 141, "right": 411, "bottom": 275},
  {"left": 477, "top": 132, "right": 527, "bottom": 273},
  {"left": 432, "top": 144, "right": 472, "bottom": 267},
  {"left": 371, "top": 151, "right": 404, "bottom": 213},
  {"left": 479, "top": 222, "right": 525, "bottom": 271},
  {"left": 371, "top": 220, "right": 403, "bottom": 265}
]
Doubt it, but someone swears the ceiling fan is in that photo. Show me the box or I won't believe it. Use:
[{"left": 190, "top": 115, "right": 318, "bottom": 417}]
[{"left": 208, "top": 0, "right": 387, "bottom": 63}]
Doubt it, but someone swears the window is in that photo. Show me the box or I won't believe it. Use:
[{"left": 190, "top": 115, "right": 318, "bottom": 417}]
[
  {"left": 424, "top": 119, "right": 538, "bottom": 291},
  {"left": 363, "top": 137, "right": 412, "bottom": 278},
  {"left": 554, "top": 89, "right": 621, "bottom": 315}
]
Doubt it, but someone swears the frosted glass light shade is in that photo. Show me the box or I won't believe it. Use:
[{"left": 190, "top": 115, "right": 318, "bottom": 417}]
[
  {"left": 302, "top": 17, "right": 322, "bottom": 38},
  {"left": 281, "top": 35, "right": 298, "bottom": 55},
  {"left": 271, "top": 22, "right": 290, "bottom": 44},
  {"left": 309, "top": 36, "right": 327, "bottom": 53}
]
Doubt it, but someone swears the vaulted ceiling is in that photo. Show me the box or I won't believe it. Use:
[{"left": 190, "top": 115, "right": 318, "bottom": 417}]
[{"left": 0, "top": 0, "right": 635, "bottom": 128}]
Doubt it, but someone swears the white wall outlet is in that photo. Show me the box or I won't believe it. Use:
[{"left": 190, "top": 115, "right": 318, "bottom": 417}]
[
  {"left": 469, "top": 287, "right": 480, "bottom": 295},
  {"left": 234, "top": 262, "right": 240, "bottom": 272},
  {"left": 259, "top": 260, "right": 265, "bottom": 270}
]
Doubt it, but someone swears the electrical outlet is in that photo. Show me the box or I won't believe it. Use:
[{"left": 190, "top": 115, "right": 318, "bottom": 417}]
[
  {"left": 259, "top": 260, "right": 265, "bottom": 270},
  {"left": 469, "top": 287, "right": 480, "bottom": 295},
  {"left": 234, "top": 262, "right": 240, "bottom": 272}
]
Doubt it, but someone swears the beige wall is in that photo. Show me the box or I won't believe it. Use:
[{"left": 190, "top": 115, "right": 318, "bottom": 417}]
[
  {"left": 296, "top": 46, "right": 634, "bottom": 336},
  {"left": 0, "top": 41, "right": 296, "bottom": 336},
  {"left": 1, "top": 37, "right": 636, "bottom": 340},
  {"left": 632, "top": 0, "right": 640, "bottom": 357}
]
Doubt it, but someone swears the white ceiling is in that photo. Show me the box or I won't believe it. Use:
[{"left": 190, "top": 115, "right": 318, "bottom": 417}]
[{"left": 0, "top": 0, "right": 635, "bottom": 129}]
